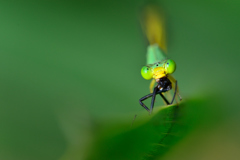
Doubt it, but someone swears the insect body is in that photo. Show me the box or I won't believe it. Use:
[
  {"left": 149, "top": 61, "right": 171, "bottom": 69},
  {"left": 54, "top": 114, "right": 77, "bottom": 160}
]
[
  {"left": 139, "top": 5, "right": 181, "bottom": 114},
  {"left": 139, "top": 44, "right": 180, "bottom": 114}
]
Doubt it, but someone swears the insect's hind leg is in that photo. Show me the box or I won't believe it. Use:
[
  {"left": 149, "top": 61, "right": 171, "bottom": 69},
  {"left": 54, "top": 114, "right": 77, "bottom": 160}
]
[
  {"left": 170, "top": 81, "right": 178, "bottom": 104},
  {"left": 168, "top": 75, "right": 182, "bottom": 101}
]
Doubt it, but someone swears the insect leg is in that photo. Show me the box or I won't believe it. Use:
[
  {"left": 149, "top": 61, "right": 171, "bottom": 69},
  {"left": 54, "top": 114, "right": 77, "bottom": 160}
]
[
  {"left": 150, "top": 87, "right": 159, "bottom": 114},
  {"left": 139, "top": 93, "right": 153, "bottom": 113},
  {"left": 170, "top": 81, "right": 177, "bottom": 104},
  {"left": 168, "top": 74, "right": 182, "bottom": 100},
  {"left": 158, "top": 91, "right": 170, "bottom": 105}
]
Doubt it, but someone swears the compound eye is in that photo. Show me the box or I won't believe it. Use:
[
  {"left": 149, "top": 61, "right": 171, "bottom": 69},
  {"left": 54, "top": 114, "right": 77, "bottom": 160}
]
[
  {"left": 164, "top": 59, "right": 176, "bottom": 74},
  {"left": 141, "top": 66, "right": 153, "bottom": 80}
]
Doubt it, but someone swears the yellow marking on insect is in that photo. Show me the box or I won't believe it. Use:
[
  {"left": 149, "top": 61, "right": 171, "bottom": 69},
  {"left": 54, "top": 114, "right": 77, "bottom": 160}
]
[
  {"left": 149, "top": 79, "right": 156, "bottom": 93},
  {"left": 152, "top": 67, "right": 166, "bottom": 79}
]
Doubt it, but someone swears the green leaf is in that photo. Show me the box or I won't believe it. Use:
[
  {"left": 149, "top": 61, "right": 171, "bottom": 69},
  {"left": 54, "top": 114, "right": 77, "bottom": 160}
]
[
  {"left": 80, "top": 97, "right": 219, "bottom": 160},
  {"left": 85, "top": 101, "right": 187, "bottom": 160}
]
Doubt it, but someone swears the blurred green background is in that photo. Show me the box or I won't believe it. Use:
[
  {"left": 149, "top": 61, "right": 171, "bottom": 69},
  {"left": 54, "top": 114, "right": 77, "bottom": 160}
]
[{"left": 0, "top": 0, "right": 240, "bottom": 159}]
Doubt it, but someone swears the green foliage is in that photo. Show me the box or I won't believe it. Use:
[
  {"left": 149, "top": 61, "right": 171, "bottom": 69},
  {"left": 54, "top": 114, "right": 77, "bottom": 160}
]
[
  {"left": 80, "top": 96, "right": 225, "bottom": 160},
  {"left": 84, "top": 100, "right": 192, "bottom": 160},
  {"left": 0, "top": 0, "right": 240, "bottom": 160},
  {"left": 88, "top": 104, "right": 180, "bottom": 160}
]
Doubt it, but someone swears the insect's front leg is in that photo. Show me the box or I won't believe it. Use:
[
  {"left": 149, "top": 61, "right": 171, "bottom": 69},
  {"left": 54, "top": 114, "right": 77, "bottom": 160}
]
[
  {"left": 139, "top": 93, "right": 153, "bottom": 113},
  {"left": 157, "top": 90, "right": 170, "bottom": 105},
  {"left": 150, "top": 87, "right": 159, "bottom": 114},
  {"left": 139, "top": 86, "right": 159, "bottom": 114}
]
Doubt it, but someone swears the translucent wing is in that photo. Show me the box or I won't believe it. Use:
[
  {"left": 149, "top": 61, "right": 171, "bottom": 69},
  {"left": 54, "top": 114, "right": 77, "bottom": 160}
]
[{"left": 140, "top": 4, "right": 167, "bottom": 52}]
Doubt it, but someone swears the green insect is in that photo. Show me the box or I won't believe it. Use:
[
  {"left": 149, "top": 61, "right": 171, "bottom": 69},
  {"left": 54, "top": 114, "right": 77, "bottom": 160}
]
[{"left": 139, "top": 5, "right": 182, "bottom": 114}]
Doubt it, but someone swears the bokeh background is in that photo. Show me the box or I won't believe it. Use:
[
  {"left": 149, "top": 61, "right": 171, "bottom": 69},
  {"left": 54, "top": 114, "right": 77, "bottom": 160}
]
[{"left": 0, "top": 0, "right": 240, "bottom": 159}]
